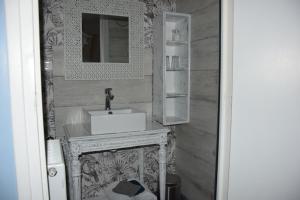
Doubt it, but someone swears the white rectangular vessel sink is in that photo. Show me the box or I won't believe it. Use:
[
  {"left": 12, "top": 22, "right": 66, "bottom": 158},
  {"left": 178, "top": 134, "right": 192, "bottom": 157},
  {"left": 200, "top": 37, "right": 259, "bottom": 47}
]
[{"left": 83, "top": 108, "right": 146, "bottom": 135}]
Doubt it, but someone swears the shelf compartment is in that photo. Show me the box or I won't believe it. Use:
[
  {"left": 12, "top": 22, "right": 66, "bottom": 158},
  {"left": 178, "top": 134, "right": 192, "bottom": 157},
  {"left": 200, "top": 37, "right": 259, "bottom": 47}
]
[
  {"left": 165, "top": 97, "right": 188, "bottom": 124},
  {"left": 166, "top": 68, "right": 188, "bottom": 71},
  {"left": 166, "top": 71, "right": 189, "bottom": 95},
  {"left": 166, "top": 93, "right": 188, "bottom": 98},
  {"left": 166, "top": 40, "right": 188, "bottom": 46},
  {"left": 165, "top": 14, "right": 189, "bottom": 23},
  {"left": 165, "top": 116, "right": 187, "bottom": 124},
  {"left": 165, "top": 13, "right": 189, "bottom": 42},
  {"left": 165, "top": 54, "right": 188, "bottom": 71}
]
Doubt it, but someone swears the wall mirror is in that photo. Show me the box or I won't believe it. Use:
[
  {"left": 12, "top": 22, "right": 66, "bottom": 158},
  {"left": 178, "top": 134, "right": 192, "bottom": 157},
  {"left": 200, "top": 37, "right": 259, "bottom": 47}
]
[
  {"left": 82, "top": 14, "right": 129, "bottom": 63},
  {"left": 64, "top": 0, "right": 144, "bottom": 80}
]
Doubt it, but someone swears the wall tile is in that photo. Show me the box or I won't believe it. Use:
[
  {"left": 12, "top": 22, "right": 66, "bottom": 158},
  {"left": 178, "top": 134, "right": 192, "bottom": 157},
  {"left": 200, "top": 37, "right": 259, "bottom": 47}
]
[
  {"left": 176, "top": 0, "right": 218, "bottom": 14},
  {"left": 176, "top": 147, "right": 215, "bottom": 200},
  {"left": 190, "top": 70, "right": 219, "bottom": 101},
  {"left": 189, "top": 99, "right": 219, "bottom": 135},
  {"left": 177, "top": 168, "right": 214, "bottom": 200},
  {"left": 176, "top": 0, "right": 220, "bottom": 199},
  {"left": 53, "top": 76, "right": 152, "bottom": 107},
  {"left": 191, "top": 2, "right": 219, "bottom": 41},
  {"left": 144, "top": 48, "right": 153, "bottom": 76},
  {"left": 176, "top": 125, "right": 217, "bottom": 165},
  {"left": 191, "top": 37, "right": 219, "bottom": 70}
]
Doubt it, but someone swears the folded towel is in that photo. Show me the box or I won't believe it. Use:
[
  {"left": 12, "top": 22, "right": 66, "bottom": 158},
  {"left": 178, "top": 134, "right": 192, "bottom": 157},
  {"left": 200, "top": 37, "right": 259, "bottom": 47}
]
[
  {"left": 128, "top": 180, "right": 145, "bottom": 195},
  {"left": 112, "top": 180, "right": 142, "bottom": 197},
  {"left": 104, "top": 180, "right": 157, "bottom": 200}
]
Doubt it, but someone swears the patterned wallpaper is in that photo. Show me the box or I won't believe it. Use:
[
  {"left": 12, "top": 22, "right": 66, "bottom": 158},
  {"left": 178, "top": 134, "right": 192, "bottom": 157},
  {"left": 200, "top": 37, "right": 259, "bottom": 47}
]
[
  {"left": 40, "top": 0, "right": 176, "bottom": 199},
  {"left": 80, "top": 131, "right": 176, "bottom": 199}
]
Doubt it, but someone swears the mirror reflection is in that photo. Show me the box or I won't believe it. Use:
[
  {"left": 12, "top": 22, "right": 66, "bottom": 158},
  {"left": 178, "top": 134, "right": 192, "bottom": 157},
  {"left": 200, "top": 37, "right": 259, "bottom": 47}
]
[{"left": 82, "top": 13, "right": 129, "bottom": 63}]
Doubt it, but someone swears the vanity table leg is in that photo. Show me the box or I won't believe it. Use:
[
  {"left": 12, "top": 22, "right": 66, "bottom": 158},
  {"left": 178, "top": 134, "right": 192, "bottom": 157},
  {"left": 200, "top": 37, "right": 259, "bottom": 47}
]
[
  {"left": 159, "top": 144, "right": 167, "bottom": 200},
  {"left": 138, "top": 148, "right": 144, "bottom": 183},
  {"left": 72, "top": 157, "right": 81, "bottom": 200}
]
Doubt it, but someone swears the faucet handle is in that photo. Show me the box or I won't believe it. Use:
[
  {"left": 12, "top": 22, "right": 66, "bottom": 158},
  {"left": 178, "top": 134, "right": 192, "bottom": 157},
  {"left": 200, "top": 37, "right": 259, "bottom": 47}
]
[
  {"left": 105, "top": 88, "right": 114, "bottom": 100},
  {"left": 105, "top": 88, "right": 112, "bottom": 94}
]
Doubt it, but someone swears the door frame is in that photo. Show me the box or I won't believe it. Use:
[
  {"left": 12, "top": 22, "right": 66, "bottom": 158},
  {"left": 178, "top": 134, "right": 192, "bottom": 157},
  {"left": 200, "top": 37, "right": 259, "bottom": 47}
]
[
  {"left": 216, "top": 0, "right": 234, "bottom": 200},
  {"left": 4, "top": 0, "right": 49, "bottom": 199},
  {"left": 4, "top": 0, "right": 234, "bottom": 199}
]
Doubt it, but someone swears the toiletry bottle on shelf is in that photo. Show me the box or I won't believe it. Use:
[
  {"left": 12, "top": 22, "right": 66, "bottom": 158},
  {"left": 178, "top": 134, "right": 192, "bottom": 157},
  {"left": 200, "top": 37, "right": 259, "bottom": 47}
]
[
  {"left": 171, "top": 56, "right": 180, "bottom": 70},
  {"left": 172, "top": 29, "right": 180, "bottom": 41},
  {"left": 166, "top": 56, "right": 171, "bottom": 70}
]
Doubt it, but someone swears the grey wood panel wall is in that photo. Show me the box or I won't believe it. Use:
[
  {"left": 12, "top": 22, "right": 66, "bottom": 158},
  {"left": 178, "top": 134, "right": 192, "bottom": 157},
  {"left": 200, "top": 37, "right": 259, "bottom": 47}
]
[
  {"left": 52, "top": 45, "right": 153, "bottom": 136},
  {"left": 175, "top": 1, "right": 220, "bottom": 200}
]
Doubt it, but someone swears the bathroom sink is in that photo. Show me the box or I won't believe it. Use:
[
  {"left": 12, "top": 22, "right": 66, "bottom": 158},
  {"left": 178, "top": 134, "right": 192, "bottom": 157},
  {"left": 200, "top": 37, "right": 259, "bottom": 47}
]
[{"left": 83, "top": 108, "right": 146, "bottom": 135}]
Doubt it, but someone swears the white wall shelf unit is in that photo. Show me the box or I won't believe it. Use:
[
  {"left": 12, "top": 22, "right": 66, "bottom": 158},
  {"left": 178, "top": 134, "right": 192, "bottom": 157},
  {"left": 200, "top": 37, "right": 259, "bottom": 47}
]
[{"left": 153, "top": 12, "right": 191, "bottom": 125}]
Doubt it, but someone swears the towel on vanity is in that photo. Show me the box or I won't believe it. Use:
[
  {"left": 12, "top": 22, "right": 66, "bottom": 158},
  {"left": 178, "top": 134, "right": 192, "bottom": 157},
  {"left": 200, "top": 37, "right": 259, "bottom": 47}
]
[
  {"left": 112, "top": 180, "right": 143, "bottom": 197},
  {"left": 104, "top": 180, "right": 157, "bottom": 200}
]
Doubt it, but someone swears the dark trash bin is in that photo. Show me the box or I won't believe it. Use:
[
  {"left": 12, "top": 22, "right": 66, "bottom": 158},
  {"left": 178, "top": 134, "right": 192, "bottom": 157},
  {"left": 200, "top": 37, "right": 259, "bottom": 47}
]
[{"left": 165, "top": 173, "right": 181, "bottom": 200}]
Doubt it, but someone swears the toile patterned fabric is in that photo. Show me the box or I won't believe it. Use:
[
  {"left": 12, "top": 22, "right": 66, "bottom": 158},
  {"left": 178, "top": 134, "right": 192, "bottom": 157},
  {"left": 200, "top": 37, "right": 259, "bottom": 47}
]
[
  {"left": 40, "top": 0, "right": 176, "bottom": 199},
  {"left": 142, "top": 0, "right": 176, "bottom": 48},
  {"left": 81, "top": 130, "right": 176, "bottom": 199},
  {"left": 41, "top": 0, "right": 64, "bottom": 137}
]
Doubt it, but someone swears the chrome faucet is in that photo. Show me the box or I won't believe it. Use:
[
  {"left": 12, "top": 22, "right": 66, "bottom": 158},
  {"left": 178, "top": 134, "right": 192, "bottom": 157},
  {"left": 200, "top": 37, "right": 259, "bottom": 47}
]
[{"left": 105, "top": 88, "right": 114, "bottom": 111}]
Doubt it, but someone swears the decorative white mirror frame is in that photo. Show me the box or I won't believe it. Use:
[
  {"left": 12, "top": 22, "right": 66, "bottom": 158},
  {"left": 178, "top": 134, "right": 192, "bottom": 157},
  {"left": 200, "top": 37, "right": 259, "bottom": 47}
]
[{"left": 64, "top": 0, "right": 144, "bottom": 80}]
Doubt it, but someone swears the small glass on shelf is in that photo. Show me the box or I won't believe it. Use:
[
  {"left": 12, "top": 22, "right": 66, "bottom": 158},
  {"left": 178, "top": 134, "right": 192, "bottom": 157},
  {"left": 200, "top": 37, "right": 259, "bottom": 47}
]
[
  {"left": 166, "top": 56, "right": 171, "bottom": 70},
  {"left": 171, "top": 56, "right": 180, "bottom": 70},
  {"left": 172, "top": 29, "right": 181, "bottom": 41},
  {"left": 166, "top": 55, "right": 188, "bottom": 71}
]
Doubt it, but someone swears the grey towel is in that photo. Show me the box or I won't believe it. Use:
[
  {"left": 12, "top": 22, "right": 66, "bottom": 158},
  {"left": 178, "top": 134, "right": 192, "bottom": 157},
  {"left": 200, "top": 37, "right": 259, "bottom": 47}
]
[{"left": 112, "top": 180, "right": 141, "bottom": 197}]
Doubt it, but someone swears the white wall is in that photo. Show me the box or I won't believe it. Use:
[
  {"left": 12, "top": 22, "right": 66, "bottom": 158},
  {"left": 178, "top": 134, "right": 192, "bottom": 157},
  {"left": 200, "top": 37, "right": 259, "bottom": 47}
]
[
  {"left": 0, "top": 0, "right": 18, "bottom": 199},
  {"left": 228, "top": 1, "right": 300, "bottom": 200}
]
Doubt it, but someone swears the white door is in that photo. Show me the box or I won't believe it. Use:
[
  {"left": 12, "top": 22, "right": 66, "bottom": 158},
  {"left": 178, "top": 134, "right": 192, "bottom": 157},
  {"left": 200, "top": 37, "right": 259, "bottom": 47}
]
[
  {"left": 218, "top": 0, "right": 300, "bottom": 200},
  {"left": 4, "top": 0, "right": 49, "bottom": 199}
]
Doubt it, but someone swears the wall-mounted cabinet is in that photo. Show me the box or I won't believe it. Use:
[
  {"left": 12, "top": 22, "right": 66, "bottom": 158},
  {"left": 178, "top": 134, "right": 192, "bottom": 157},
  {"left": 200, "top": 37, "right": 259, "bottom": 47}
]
[{"left": 153, "top": 12, "right": 191, "bottom": 125}]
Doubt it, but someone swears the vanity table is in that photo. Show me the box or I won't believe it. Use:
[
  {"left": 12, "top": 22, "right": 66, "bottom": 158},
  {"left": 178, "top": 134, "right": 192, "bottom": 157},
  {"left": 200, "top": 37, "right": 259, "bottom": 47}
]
[{"left": 62, "top": 122, "right": 169, "bottom": 200}]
